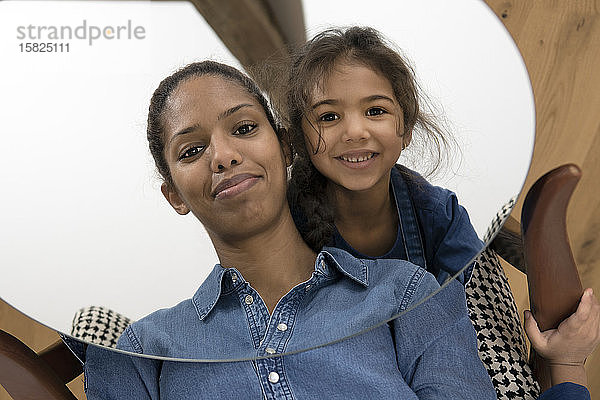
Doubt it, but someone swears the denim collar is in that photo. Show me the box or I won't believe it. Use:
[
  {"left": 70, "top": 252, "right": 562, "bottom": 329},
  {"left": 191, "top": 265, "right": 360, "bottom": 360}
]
[{"left": 192, "top": 247, "right": 369, "bottom": 321}]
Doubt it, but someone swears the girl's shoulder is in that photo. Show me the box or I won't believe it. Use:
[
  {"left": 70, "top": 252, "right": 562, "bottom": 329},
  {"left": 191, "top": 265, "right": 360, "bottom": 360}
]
[{"left": 393, "top": 164, "right": 455, "bottom": 213}]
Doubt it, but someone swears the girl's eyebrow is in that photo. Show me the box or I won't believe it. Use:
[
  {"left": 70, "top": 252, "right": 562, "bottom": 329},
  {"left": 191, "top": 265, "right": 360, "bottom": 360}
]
[
  {"left": 364, "top": 94, "right": 396, "bottom": 104},
  {"left": 311, "top": 99, "right": 337, "bottom": 110},
  {"left": 169, "top": 103, "right": 254, "bottom": 145},
  {"left": 311, "top": 95, "right": 395, "bottom": 110}
]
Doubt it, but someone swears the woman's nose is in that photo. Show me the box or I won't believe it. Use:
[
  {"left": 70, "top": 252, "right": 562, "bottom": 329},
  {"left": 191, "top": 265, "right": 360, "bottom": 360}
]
[{"left": 209, "top": 134, "right": 242, "bottom": 173}]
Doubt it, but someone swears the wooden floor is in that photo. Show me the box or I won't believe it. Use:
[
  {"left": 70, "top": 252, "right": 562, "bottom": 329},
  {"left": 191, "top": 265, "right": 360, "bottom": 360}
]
[{"left": 1, "top": 1, "right": 600, "bottom": 399}]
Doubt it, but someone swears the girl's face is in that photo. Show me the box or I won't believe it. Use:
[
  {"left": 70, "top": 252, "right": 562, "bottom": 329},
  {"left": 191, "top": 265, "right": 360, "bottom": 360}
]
[
  {"left": 160, "top": 75, "right": 289, "bottom": 242},
  {"left": 302, "top": 61, "right": 408, "bottom": 192}
]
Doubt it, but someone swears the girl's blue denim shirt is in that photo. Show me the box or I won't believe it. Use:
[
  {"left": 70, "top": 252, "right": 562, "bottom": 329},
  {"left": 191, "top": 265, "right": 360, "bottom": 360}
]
[
  {"left": 85, "top": 247, "right": 497, "bottom": 399},
  {"left": 331, "top": 165, "right": 483, "bottom": 286}
]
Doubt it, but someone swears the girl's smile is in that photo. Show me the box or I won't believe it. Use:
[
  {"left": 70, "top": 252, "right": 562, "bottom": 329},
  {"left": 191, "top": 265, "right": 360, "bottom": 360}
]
[{"left": 335, "top": 150, "right": 379, "bottom": 169}]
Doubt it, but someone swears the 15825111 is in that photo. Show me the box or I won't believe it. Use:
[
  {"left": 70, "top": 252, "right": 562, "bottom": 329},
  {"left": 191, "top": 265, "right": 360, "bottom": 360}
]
[{"left": 19, "top": 42, "right": 70, "bottom": 53}]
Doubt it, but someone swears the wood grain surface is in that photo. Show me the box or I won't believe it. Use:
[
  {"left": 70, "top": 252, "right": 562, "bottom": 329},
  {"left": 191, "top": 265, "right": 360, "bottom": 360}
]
[{"left": 485, "top": 0, "right": 600, "bottom": 395}]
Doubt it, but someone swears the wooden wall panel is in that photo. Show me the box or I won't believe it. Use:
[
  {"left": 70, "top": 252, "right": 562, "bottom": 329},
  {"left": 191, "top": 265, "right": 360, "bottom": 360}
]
[
  {"left": 485, "top": 0, "right": 600, "bottom": 395},
  {"left": 0, "top": 299, "right": 85, "bottom": 399}
]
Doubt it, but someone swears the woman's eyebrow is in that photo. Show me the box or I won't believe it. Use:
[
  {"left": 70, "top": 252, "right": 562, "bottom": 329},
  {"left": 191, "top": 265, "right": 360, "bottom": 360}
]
[
  {"left": 169, "top": 123, "right": 201, "bottom": 145},
  {"left": 169, "top": 103, "right": 255, "bottom": 145},
  {"left": 217, "top": 103, "right": 254, "bottom": 121}
]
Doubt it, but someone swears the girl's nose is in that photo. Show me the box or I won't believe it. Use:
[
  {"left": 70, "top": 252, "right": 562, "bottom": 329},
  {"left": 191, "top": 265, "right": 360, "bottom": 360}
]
[{"left": 341, "top": 114, "right": 370, "bottom": 142}]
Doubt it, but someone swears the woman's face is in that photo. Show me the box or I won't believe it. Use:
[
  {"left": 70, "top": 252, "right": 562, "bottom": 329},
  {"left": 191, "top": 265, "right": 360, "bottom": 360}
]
[
  {"left": 160, "top": 75, "right": 289, "bottom": 242},
  {"left": 301, "top": 61, "right": 408, "bottom": 192}
]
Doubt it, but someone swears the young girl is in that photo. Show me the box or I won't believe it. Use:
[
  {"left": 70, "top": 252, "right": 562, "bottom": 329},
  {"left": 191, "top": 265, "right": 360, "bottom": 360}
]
[
  {"left": 284, "top": 27, "right": 598, "bottom": 397},
  {"left": 285, "top": 27, "right": 478, "bottom": 286}
]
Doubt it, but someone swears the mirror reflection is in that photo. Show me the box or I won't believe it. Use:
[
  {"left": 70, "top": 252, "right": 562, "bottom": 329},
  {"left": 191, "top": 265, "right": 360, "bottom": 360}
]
[{"left": 0, "top": 0, "right": 534, "bottom": 362}]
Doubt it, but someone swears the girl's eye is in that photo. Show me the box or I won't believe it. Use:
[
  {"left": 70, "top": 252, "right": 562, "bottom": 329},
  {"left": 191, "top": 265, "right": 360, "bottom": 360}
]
[
  {"left": 234, "top": 123, "right": 257, "bottom": 135},
  {"left": 179, "top": 145, "right": 205, "bottom": 160},
  {"left": 366, "top": 107, "right": 386, "bottom": 116},
  {"left": 318, "top": 113, "right": 339, "bottom": 122}
]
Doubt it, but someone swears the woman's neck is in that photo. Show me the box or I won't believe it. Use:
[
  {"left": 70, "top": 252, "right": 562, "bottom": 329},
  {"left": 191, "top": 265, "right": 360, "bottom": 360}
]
[
  {"left": 331, "top": 171, "right": 398, "bottom": 257},
  {"left": 212, "top": 208, "right": 316, "bottom": 313}
]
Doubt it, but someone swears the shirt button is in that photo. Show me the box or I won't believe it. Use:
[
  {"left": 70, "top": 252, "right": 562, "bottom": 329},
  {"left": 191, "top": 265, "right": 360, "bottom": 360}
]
[
  {"left": 268, "top": 371, "right": 280, "bottom": 383},
  {"left": 265, "top": 347, "right": 276, "bottom": 354},
  {"left": 276, "top": 323, "right": 288, "bottom": 332},
  {"left": 231, "top": 273, "right": 238, "bottom": 282},
  {"left": 244, "top": 295, "right": 254, "bottom": 305}
]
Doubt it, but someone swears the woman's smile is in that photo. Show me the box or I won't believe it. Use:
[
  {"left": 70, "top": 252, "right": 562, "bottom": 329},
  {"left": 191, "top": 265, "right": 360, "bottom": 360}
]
[{"left": 212, "top": 173, "right": 262, "bottom": 200}]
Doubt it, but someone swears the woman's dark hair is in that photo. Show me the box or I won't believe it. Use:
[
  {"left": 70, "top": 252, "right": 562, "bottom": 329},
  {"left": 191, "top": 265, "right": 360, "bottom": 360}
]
[
  {"left": 147, "top": 60, "right": 282, "bottom": 185},
  {"left": 284, "top": 26, "right": 454, "bottom": 252}
]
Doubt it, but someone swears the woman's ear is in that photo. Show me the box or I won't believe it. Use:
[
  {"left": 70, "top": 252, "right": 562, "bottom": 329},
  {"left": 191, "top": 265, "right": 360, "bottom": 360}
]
[
  {"left": 161, "top": 182, "right": 190, "bottom": 215},
  {"left": 279, "top": 128, "right": 294, "bottom": 167}
]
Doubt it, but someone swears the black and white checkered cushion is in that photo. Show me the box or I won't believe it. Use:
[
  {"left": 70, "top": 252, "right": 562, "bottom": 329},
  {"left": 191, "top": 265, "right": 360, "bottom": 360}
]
[
  {"left": 466, "top": 197, "right": 539, "bottom": 399},
  {"left": 70, "top": 306, "right": 132, "bottom": 348}
]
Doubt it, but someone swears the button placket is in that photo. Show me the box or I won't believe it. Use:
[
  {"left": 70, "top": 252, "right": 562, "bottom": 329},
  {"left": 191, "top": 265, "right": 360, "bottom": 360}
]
[
  {"left": 257, "top": 287, "right": 299, "bottom": 363},
  {"left": 239, "top": 285, "right": 270, "bottom": 350},
  {"left": 255, "top": 355, "right": 292, "bottom": 399}
]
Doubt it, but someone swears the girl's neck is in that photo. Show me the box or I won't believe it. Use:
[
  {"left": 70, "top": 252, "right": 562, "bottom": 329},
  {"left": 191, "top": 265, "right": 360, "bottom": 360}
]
[
  {"left": 330, "top": 171, "right": 398, "bottom": 256},
  {"left": 212, "top": 208, "right": 317, "bottom": 313}
]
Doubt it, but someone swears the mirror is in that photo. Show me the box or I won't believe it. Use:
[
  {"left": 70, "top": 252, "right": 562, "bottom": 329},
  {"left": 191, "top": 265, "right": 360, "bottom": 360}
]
[{"left": 0, "top": 0, "right": 534, "bottom": 361}]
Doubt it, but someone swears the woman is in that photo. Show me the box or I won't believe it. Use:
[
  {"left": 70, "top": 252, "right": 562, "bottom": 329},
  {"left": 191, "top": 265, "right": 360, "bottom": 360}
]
[{"left": 84, "top": 60, "right": 496, "bottom": 399}]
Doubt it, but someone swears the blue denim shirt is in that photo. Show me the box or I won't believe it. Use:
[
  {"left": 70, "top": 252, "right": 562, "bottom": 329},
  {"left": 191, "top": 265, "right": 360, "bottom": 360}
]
[{"left": 85, "top": 247, "right": 496, "bottom": 399}]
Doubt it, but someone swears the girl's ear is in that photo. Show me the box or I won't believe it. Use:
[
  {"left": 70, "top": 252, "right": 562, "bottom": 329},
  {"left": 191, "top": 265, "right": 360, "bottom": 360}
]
[
  {"left": 161, "top": 182, "right": 190, "bottom": 215},
  {"left": 401, "top": 122, "right": 413, "bottom": 149},
  {"left": 403, "top": 129, "right": 413, "bottom": 148}
]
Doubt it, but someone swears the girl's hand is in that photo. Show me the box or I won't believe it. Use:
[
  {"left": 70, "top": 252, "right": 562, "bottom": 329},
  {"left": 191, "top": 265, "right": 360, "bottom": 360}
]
[{"left": 524, "top": 288, "right": 600, "bottom": 386}]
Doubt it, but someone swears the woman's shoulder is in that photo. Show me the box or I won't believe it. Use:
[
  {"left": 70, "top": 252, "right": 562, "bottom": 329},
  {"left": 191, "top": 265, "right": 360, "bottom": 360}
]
[{"left": 117, "top": 298, "right": 197, "bottom": 354}]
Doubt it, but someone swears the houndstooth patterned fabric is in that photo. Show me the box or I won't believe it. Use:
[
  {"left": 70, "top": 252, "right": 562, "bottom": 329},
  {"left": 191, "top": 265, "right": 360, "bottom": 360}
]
[
  {"left": 483, "top": 197, "right": 517, "bottom": 244},
  {"left": 466, "top": 198, "right": 540, "bottom": 399},
  {"left": 70, "top": 306, "right": 133, "bottom": 348}
]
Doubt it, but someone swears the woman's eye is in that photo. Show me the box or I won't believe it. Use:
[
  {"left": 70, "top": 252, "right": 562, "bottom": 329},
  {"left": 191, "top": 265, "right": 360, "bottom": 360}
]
[
  {"left": 366, "top": 107, "right": 386, "bottom": 116},
  {"left": 318, "top": 113, "right": 339, "bottom": 122},
  {"left": 234, "top": 123, "right": 257, "bottom": 135},
  {"left": 179, "top": 145, "right": 205, "bottom": 160}
]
